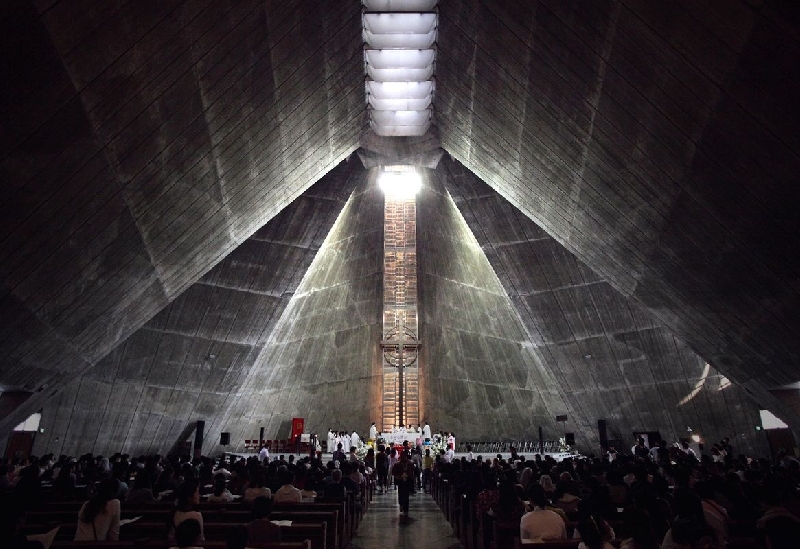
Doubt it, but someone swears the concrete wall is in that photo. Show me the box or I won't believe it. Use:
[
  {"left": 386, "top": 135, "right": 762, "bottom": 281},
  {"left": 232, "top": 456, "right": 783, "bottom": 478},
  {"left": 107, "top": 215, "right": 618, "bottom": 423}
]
[
  {"left": 1, "top": 0, "right": 364, "bottom": 434},
  {"left": 208, "top": 167, "right": 386, "bottom": 453},
  {"left": 435, "top": 0, "right": 800, "bottom": 429},
  {"left": 417, "top": 169, "right": 570, "bottom": 442},
  {"left": 33, "top": 161, "right": 362, "bottom": 456},
  {"left": 438, "top": 156, "right": 768, "bottom": 455}
]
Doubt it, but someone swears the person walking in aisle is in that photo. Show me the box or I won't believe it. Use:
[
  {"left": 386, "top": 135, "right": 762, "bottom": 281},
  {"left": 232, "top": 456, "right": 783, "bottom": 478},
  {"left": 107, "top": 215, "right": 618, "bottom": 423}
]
[{"left": 392, "top": 450, "right": 416, "bottom": 516}]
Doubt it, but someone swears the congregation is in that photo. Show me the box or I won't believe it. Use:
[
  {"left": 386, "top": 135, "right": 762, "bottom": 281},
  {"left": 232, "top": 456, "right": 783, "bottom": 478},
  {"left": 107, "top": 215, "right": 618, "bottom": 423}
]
[{"left": 2, "top": 432, "right": 800, "bottom": 549}]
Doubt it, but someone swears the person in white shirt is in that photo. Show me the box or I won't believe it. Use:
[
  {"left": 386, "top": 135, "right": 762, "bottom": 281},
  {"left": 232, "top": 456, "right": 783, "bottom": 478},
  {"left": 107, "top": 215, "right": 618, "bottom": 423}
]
[
  {"left": 520, "top": 485, "right": 567, "bottom": 541},
  {"left": 327, "top": 429, "right": 335, "bottom": 454},
  {"left": 351, "top": 431, "right": 360, "bottom": 448},
  {"left": 244, "top": 472, "right": 271, "bottom": 502},
  {"left": 258, "top": 445, "right": 269, "bottom": 464},
  {"left": 369, "top": 422, "right": 378, "bottom": 441},
  {"left": 422, "top": 423, "right": 432, "bottom": 441},
  {"left": 443, "top": 444, "right": 455, "bottom": 463},
  {"left": 343, "top": 432, "right": 351, "bottom": 453},
  {"left": 273, "top": 470, "right": 302, "bottom": 503}
]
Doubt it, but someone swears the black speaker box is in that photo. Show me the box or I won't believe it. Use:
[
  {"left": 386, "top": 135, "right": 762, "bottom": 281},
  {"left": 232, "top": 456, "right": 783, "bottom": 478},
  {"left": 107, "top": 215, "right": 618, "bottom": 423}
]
[
  {"left": 220, "top": 432, "right": 230, "bottom": 446},
  {"left": 598, "top": 419, "right": 608, "bottom": 448},
  {"left": 565, "top": 432, "right": 575, "bottom": 446}
]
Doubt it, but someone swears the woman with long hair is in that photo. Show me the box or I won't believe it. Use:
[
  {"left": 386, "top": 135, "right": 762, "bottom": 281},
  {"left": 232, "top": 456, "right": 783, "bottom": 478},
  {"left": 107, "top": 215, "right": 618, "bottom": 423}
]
[
  {"left": 167, "top": 479, "right": 204, "bottom": 542},
  {"left": 74, "top": 478, "right": 120, "bottom": 541}
]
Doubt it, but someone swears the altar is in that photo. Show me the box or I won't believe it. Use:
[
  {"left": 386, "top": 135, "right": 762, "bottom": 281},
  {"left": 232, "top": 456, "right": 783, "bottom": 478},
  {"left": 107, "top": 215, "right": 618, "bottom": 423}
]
[{"left": 378, "top": 431, "right": 424, "bottom": 446}]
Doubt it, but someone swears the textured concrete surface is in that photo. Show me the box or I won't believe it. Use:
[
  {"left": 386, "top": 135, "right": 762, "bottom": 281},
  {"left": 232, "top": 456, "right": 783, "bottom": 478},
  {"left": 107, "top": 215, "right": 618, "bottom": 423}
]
[
  {"left": 209, "top": 167, "right": 385, "bottom": 453},
  {"left": 1, "top": 0, "right": 364, "bottom": 434},
  {"left": 438, "top": 157, "right": 767, "bottom": 455},
  {"left": 417, "top": 170, "right": 570, "bottom": 442},
  {"left": 2, "top": 0, "right": 799, "bottom": 454},
  {"left": 435, "top": 0, "right": 800, "bottom": 429},
  {"left": 32, "top": 161, "right": 361, "bottom": 456}
]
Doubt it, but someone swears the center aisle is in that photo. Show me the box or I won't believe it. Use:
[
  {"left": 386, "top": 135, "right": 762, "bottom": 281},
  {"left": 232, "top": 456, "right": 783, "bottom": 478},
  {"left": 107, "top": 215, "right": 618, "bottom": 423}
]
[{"left": 349, "top": 487, "right": 464, "bottom": 549}]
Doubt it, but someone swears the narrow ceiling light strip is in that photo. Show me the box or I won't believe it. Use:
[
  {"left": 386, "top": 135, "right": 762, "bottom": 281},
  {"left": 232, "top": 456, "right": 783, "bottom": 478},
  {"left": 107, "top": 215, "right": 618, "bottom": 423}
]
[{"left": 363, "top": 0, "right": 438, "bottom": 137}]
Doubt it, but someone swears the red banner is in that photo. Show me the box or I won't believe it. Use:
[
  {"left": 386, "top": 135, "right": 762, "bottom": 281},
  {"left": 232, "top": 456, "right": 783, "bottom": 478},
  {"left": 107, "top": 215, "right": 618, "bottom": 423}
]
[{"left": 291, "top": 418, "right": 305, "bottom": 440}]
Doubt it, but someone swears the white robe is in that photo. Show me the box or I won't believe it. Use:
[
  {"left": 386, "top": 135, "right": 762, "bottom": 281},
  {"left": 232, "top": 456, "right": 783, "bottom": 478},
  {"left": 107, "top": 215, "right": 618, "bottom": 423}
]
[
  {"left": 422, "top": 424, "right": 432, "bottom": 439},
  {"left": 369, "top": 424, "right": 378, "bottom": 440},
  {"left": 351, "top": 432, "right": 360, "bottom": 447}
]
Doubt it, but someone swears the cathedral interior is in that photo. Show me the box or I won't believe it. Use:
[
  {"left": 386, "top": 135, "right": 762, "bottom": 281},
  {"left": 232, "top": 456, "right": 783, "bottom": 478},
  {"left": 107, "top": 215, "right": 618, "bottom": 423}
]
[{"left": 2, "top": 0, "right": 800, "bottom": 459}]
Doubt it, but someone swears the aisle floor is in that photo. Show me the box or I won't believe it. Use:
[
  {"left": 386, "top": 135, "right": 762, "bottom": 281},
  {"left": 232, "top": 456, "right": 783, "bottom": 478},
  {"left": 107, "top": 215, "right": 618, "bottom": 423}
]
[{"left": 348, "top": 487, "right": 464, "bottom": 549}]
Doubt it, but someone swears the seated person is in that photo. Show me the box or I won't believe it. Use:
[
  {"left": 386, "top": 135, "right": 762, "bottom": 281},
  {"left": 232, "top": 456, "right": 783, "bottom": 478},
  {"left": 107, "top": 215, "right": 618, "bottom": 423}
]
[
  {"left": 323, "top": 469, "right": 347, "bottom": 499},
  {"left": 273, "top": 470, "right": 302, "bottom": 503},
  {"left": 126, "top": 471, "right": 155, "bottom": 504},
  {"left": 168, "top": 480, "right": 204, "bottom": 542},
  {"left": 74, "top": 478, "right": 120, "bottom": 541},
  {"left": 169, "top": 518, "right": 203, "bottom": 549},
  {"left": 520, "top": 485, "right": 567, "bottom": 541},
  {"left": 247, "top": 496, "right": 282, "bottom": 544},
  {"left": 207, "top": 474, "right": 235, "bottom": 503},
  {"left": 243, "top": 472, "right": 271, "bottom": 501}
]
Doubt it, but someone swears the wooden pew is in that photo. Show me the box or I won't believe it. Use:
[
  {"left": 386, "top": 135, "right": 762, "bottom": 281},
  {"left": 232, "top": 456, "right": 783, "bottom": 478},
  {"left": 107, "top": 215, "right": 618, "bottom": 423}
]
[
  {"left": 24, "top": 521, "right": 326, "bottom": 549},
  {"left": 277, "top": 502, "right": 346, "bottom": 549},
  {"left": 50, "top": 543, "right": 310, "bottom": 549}
]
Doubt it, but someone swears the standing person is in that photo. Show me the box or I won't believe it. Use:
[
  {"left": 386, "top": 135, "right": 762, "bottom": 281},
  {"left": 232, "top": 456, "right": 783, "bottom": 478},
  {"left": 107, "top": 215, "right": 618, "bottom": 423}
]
[
  {"left": 376, "top": 446, "right": 389, "bottom": 494},
  {"left": 351, "top": 430, "right": 360, "bottom": 448},
  {"left": 327, "top": 429, "right": 335, "bottom": 455},
  {"left": 388, "top": 447, "right": 398, "bottom": 489},
  {"left": 392, "top": 451, "right": 416, "bottom": 516},
  {"left": 411, "top": 447, "right": 423, "bottom": 492},
  {"left": 369, "top": 422, "right": 378, "bottom": 441},
  {"left": 332, "top": 443, "right": 347, "bottom": 464},
  {"left": 258, "top": 444, "right": 269, "bottom": 464},
  {"left": 422, "top": 449, "right": 434, "bottom": 492},
  {"left": 422, "top": 422, "right": 432, "bottom": 441}
]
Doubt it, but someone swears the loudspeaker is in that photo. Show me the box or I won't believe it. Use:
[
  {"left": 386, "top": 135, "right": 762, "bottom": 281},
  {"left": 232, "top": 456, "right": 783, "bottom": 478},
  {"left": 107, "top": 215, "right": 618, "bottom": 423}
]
[
  {"left": 598, "top": 420, "right": 608, "bottom": 448},
  {"left": 259, "top": 427, "right": 265, "bottom": 445},
  {"left": 565, "top": 433, "right": 575, "bottom": 446},
  {"left": 220, "top": 432, "right": 230, "bottom": 446},
  {"left": 194, "top": 420, "right": 205, "bottom": 457}
]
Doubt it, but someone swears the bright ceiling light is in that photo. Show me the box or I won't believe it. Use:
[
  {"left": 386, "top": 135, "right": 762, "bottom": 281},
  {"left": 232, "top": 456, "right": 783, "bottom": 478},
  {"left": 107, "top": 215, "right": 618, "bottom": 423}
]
[
  {"left": 363, "top": 0, "right": 438, "bottom": 11},
  {"left": 378, "top": 168, "right": 422, "bottom": 198}
]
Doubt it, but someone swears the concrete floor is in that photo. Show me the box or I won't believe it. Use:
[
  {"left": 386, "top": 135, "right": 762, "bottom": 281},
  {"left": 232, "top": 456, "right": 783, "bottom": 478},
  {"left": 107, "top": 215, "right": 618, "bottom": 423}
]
[{"left": 349, "top": 488, "right": 463, "bottom": 549}]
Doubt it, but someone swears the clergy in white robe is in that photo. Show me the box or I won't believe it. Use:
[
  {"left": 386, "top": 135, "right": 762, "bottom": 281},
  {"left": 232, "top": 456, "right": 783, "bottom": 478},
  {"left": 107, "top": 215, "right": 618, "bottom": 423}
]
[
  {"left": 422, "top": 423, "right": 432, "bottom": 440},
  {"left": 351, "top": 431, "right": 360, "bottom": 448},
  {"left": 369, "top": 423, "right": 378, "bottom": 441}
]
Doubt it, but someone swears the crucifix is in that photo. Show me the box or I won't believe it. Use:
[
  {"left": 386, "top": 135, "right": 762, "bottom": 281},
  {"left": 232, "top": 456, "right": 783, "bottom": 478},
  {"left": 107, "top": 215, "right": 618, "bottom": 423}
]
[{"left": 381, "top": 326, "right": 421, "bottom": 428}]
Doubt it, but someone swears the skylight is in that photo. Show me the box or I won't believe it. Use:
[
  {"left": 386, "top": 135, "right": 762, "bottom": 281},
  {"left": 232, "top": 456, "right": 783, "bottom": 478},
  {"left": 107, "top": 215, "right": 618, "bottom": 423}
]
[{"left": 363, "top": 0, "right": 438, "bottom": 137}]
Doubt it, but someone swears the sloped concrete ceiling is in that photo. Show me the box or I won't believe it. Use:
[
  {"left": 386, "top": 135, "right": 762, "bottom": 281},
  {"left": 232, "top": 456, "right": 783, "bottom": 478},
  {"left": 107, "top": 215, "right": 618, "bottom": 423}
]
[
  {"left": 435, "top": 0, "right": 800, "bottom": 425},
  {"left": 439, "top": 157, "right": 767, "bottom": 454},
  {"left": 1, "top": 0, "right": 364, "bottom": 431},
  {"left": 32, "top": 162, "right": 361, "bottom": 456}
]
